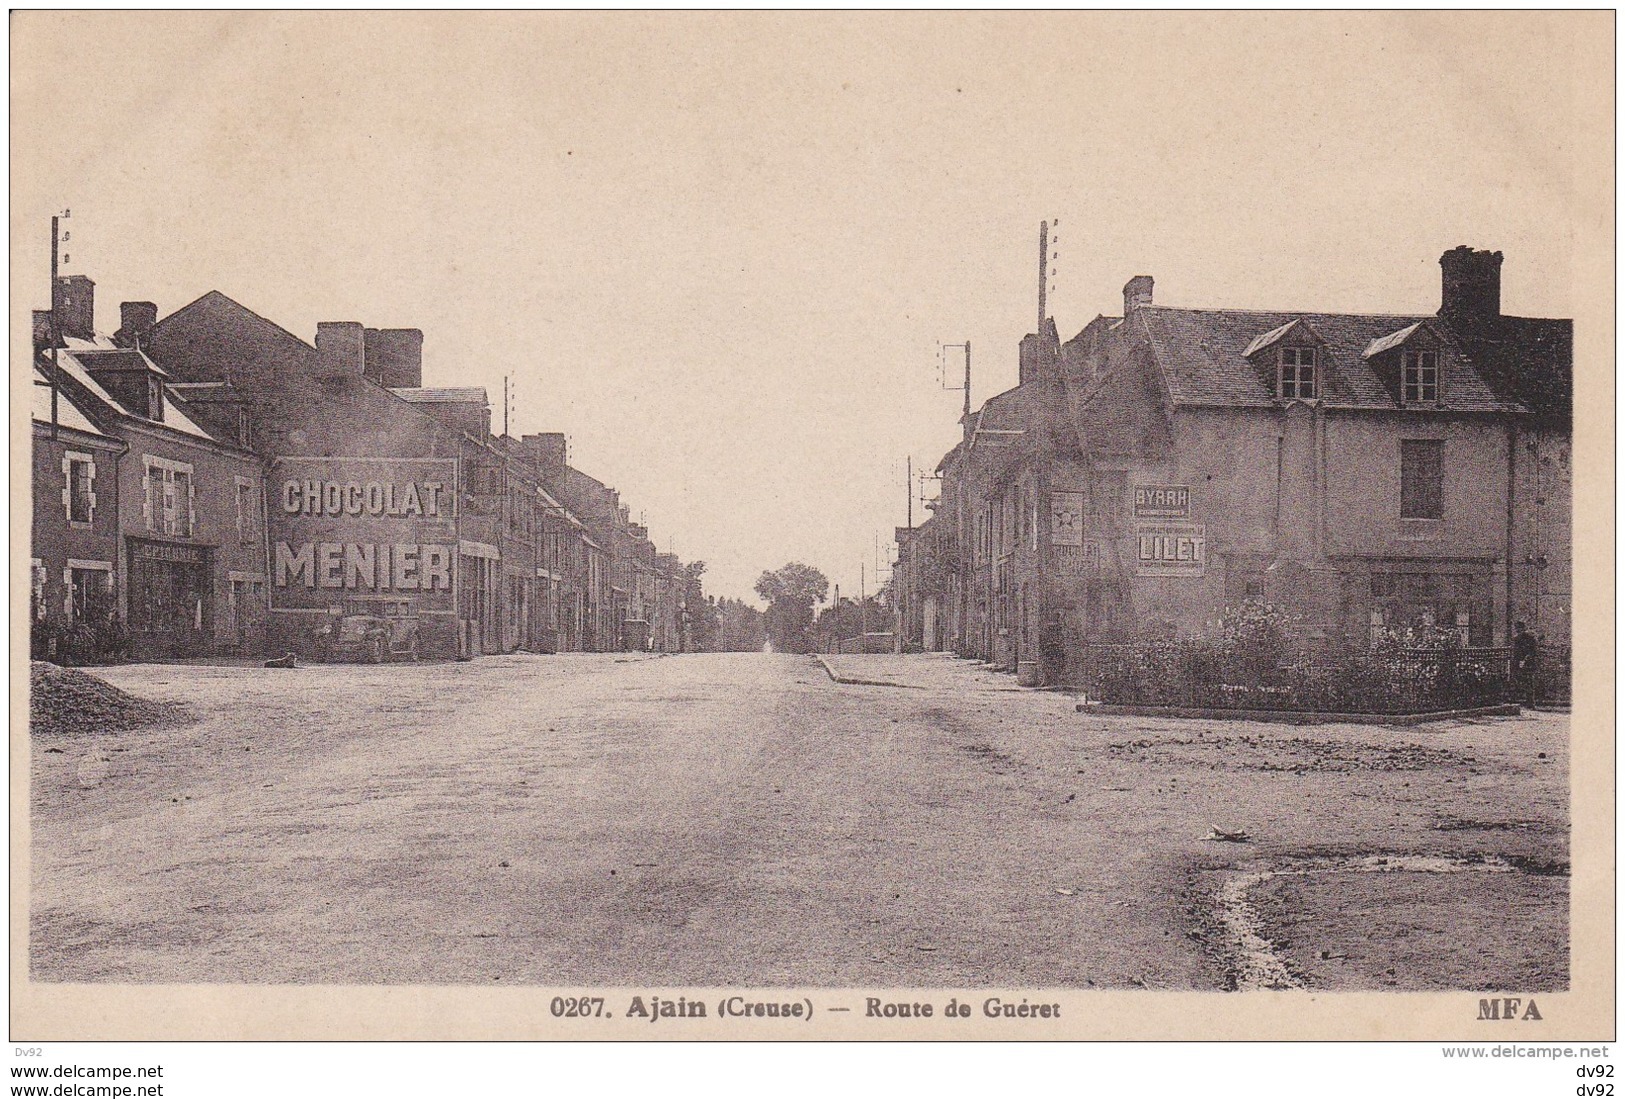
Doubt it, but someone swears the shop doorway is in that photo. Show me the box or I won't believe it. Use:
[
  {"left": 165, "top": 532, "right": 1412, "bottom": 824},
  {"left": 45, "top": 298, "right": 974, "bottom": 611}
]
[{"left": 128, "top": 539, "right": 212, "bottom": 657}]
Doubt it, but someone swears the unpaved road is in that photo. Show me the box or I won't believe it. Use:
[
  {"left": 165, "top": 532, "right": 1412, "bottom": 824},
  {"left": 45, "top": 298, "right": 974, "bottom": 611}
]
[{"left": 30, "top": 653, "right": 1567, "bottom": 988}]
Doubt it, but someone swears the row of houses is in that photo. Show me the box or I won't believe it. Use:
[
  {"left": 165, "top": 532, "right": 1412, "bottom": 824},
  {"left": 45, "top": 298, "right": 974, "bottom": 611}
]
[
  {"left": 31, "top": 273, "right": 694, "bottom": 662},
  {"left": 893, "top": 246, "right": 1572, "bottom": 682}
]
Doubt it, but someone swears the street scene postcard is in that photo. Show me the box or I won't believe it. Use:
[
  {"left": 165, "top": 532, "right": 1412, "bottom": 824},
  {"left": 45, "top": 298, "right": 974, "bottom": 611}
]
[{"left": 10, "top": 12, "right": 1615, "bottom": 1043}]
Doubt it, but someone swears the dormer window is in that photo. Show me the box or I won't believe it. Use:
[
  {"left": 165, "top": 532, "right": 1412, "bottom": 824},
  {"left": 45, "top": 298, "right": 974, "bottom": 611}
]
[
  {"left": 1278, "top": 347, "right": 1317, "bottom": 399},
  {"left": 1402, "top": 350, "right": 1439, "bottom": 403}
]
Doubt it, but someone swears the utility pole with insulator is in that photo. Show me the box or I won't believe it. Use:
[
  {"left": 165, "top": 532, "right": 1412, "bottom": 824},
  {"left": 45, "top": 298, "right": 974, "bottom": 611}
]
[
  {"left": 1037, "top": 219, "right": 1048, "bottom": 332},
  {"left": 47, "top": 212, "right": 66, "bottom": 439}
]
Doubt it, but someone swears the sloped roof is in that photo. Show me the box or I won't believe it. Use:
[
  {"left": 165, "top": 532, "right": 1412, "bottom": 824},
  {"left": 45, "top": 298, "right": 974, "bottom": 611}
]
[
  {"left": 971, "top": 385, "right": 1029, "bottom": 435},
  {"left": 73, "top": 348, "right": 171, "bottom": 377},
  {"left": 166, "top": 380, "right": 242, "bottom": 402},
  {"left": 390, "top": 386, "right": 488, "bottom": 405},
  {"left": 53, "top": 350, "right": 223, "bottom": 442},
  {"left": 31, "top": 366, "right": 115, "bottom": 438},
  {"left": 1137, "top": 307, "right": 1513, "bottom": 411},
  {"left": 1361, "top": 321, "right": 1425, "bottom": 360},
  {"left": 152, "top": 289, "right": 314, "bottom": 357},
  {"left": 1242, "top": 319, "right": 1310, "bottom": 358},
  {"left": 1447, "top": 315, "right": 1572, "bottom": 429}
]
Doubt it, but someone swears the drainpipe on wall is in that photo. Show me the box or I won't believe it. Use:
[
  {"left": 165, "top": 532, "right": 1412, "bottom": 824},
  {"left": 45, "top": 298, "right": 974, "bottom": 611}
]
[
  {"left": 260, "top": 458, "right": 273, "bottom": 619},
  {"left": 1505, "top": 414, "right": 1517, "bottom": 647}
]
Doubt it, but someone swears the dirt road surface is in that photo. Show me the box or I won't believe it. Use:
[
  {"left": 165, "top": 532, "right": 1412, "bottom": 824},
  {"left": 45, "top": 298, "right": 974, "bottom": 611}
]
[{"left": 30, "top": 653, "right": 1567, "bottom": 989}]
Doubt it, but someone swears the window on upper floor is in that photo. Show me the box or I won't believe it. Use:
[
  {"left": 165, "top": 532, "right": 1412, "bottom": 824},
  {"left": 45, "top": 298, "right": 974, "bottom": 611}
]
[
  {"left": 145, "top": 458, "right": 195, "bottom": 537},
  {"left": 1400, "top": 439, "right": 1444, "bottom": 520},
  {"left": 1402, "top": 349, "right": 1439, "bottom": 404},
  {"left": 1278, "top": 347, "right": 1317, "bottom": 399},
  {"left": 64, "top": 452, "right": 95, "bottom": 525}
]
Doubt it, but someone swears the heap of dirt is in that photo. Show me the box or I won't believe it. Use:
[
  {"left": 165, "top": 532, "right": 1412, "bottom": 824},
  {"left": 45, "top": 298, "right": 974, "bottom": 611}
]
[{"left": 29, "top": 662, "right": 192, "bottom": 739}]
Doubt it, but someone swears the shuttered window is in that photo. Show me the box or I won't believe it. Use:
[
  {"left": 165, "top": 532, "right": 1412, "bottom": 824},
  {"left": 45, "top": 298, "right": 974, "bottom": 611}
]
[{"left": 1400, "top": 439, "right": 1444, "bottom": 519}]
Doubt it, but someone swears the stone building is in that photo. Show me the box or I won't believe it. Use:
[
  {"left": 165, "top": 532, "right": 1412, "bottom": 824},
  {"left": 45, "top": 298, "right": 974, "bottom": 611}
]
[
  {"left": 37, "top": 273, "right": 700, "bottom": 664},
  {"left": 924, "top": 248, "right": 1570, "bottom": 682},
  {"left": 30, "top": 362, "right": 125, "bottom": 657},
  {"left": 34, "top": 278, "right": 268, "bottom": 659}
]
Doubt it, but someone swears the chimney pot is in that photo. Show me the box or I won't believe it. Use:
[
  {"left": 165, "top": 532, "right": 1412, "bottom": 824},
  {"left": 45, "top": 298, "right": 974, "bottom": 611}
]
[
  {"left": 1123, "top": 275, "right": 1154, "bottom": 319},
  {"left": 315, "top": 321, "right": 367, "bottom": 377}
]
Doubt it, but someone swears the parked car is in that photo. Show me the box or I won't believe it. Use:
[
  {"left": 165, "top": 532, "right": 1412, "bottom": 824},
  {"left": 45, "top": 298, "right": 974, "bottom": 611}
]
[{"left": 314, "top": 600, "right": 420, "bottom": 663}]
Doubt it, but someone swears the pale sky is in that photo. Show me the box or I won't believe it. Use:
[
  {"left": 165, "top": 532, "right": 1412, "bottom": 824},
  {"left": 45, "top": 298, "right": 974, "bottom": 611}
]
[{"left": 11, "top": 12, "right": 1606, "bottom": 603}]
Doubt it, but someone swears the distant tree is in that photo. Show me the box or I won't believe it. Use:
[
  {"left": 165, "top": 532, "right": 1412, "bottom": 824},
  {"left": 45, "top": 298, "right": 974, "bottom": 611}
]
[
  {"left": 814, "top": 593, "right": 888, "bottom": 652},
  {"left": 715, "top": 597, "right": 766, "bottom": 652},
  {"left": 754, "top": 562, "right": 830, "bottom": 654},
  {"left": 679, "top": 561, "right": 719, "bottom": 652}
]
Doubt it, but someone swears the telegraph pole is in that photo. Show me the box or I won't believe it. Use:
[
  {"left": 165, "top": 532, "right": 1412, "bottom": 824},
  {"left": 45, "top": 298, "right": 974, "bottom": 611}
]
[
  {"left": 906, "top": 454, "right": 912, "bottom": 529},
  {"left": 48, "top": 214, "right": 63, "bottom": 439}
]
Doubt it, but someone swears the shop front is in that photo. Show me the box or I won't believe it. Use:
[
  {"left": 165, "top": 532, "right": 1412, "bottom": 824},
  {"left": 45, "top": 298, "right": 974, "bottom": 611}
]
[{"left": 127, "top": 536, "right": 212, "bottom": 658}]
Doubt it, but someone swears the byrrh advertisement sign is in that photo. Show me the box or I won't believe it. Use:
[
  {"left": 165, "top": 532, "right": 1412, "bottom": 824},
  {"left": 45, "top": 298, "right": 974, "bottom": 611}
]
[
  {"left": 1132, "top": 484, "right": 1190, "bottom": 519},
  {"left": 269, "top": 457, "right": 459, "bottom": 611}
]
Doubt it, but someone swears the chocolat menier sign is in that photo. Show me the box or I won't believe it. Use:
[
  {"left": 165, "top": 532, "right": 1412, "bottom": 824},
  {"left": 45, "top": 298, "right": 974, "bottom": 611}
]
[{"left": 269, "top": 457, "right": 459, "bottom": 613}]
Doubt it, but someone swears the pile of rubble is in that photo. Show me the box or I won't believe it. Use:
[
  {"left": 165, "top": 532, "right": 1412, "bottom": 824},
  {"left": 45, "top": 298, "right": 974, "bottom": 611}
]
[{"left": 29, "top": 662, "right": 192, "bottom": 739}]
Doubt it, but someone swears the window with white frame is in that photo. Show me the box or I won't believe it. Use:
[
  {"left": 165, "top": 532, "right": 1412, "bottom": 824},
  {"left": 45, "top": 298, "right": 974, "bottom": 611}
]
[
  {"left": 1278, "top": 346, "right": 1317, "bottom": 399},
  {"left": 144, "top": 457, "right": 196, "bottom": 537},
  {"left": 31, "top": 560, "right": 46, "bottom": 621},
  {"left": 65, "top": 561, "right": 113, "bottom": 623},
  {"left": 1402, "top": 349, "right": 1439, "bottom": 404},
  {"left": 62, "top": 451, "right": 96, "bottom": 525}
]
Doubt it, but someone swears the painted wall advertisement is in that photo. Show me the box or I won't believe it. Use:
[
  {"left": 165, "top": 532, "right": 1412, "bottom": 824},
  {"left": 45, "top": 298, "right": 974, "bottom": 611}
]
[
  {"left": 269, "top": 457, "right": 459, "bottom": 613},
  {"left": 1135, "top": 521, "right": 1205, "bottom": 577}
]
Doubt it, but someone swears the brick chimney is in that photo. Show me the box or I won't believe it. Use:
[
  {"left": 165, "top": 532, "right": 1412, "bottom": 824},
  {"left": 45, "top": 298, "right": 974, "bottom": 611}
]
[
  {"left": 1439, "top": 246, "right": 1502, "bottom": 328},
  {"left": 1123, "top": 275, "right": 1154, "bottom": 320},
  {"left": 520, "top": 432, "right": 568, "bottom": 487},
  {"left": 114, "top": 302, "right": 158, "bottom": 350},
  {"left": 32, "top": 309, "right": 55, "bottom": 352},
  {"left": 315, "top": 321, "right": 366, "bottom": 377},
  {"left": 53, "top": 275, "right": 95, "bottom": 341},
  {"left": 363, "top": 327, "right": 424, "bottom": 388}
]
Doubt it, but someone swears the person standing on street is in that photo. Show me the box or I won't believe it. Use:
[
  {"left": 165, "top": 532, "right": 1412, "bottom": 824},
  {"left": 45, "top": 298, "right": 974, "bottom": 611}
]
[
  {"left": 1039, "top": 616, "right": 1068, "bottom": 688},
  {"left": 1511, "top": 620, "right": 1541, "bottom": 707}
]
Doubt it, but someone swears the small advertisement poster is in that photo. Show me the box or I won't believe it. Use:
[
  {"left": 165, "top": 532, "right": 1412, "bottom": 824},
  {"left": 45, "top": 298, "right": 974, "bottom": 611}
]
[
  {"left": 1132, "top": 484, "right": 1190, "bottom": 519},
  {"left": 1050, "top": 492, "right": 1085, "bottom": 546},
  {"left": 1054, "top": 540, "right": 1101, "bottom": 576},
  {"left": 1135, "top": 521, "right": 1205, "bottom": 577}
]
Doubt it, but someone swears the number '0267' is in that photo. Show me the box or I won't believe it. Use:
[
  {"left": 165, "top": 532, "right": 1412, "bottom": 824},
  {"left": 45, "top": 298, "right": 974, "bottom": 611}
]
[{"left": 551, "top": 996, "right": 606, "bottom": 1018}]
